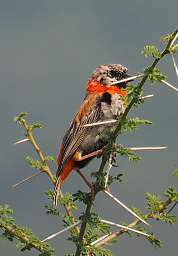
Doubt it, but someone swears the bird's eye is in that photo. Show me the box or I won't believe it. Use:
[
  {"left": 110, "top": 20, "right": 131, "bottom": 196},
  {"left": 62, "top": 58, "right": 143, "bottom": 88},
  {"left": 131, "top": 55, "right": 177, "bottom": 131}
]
[{"left": 109, "top": 70, "right": 120, "bottom": 78}]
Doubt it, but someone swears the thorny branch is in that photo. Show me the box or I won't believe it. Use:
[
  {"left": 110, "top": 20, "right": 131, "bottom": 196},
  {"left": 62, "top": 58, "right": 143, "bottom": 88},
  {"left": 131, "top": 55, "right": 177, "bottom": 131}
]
[
  {"left": 74, "top": 27, "right": 178, "bottom": 255},
  {"left": 14, "top": 117, "right": 80, "bottom": 234},
  {"left": 93, "top": 196, "right": 174, "bottom": 247},
  {"left": 3, "top": 27, "right": 177, "bottom": 255},
  {"left": 0, "top": 221, "right": 52, "bottom": 254}
]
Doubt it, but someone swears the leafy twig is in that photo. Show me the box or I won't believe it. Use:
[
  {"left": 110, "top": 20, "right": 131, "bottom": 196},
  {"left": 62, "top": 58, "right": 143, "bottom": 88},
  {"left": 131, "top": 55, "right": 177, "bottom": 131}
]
[
  {"left": 0, "top": 205, "right": 53, "bottom": 255},
  {"left": 93, "top": 187, "right": 178, "bottom": 247},
  {"left": 13, "top": 113, "right": 80, "bottom": 237}
]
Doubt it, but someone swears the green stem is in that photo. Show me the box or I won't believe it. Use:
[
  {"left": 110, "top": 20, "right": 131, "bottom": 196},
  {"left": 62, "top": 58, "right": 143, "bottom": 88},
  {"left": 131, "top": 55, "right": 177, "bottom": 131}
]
[
  {"left": 0, "top": 221, "right": 52, "bottom": 253},
  {"left": 74, "top": 26, "right": 178, "bottom": 255},
  {"left": 19, "top": 118, "right": 80, "bottom": 235},
  {"left": 75, "top": 200, "right": 93, "bottom": 256},
  {"left": 94, "top": 197, "right": 176, "bottom": 247}
]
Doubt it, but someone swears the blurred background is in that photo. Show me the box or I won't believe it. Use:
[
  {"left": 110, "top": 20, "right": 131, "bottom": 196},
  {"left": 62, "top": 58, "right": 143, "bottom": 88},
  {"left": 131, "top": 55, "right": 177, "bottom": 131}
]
[{"left": 0, "top": 1, "right": 178, "bottom": 255}]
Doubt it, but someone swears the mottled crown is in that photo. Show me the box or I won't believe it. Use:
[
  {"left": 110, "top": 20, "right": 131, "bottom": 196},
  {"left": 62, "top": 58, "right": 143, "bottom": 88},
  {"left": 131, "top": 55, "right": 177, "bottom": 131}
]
[{"left": 90, "top": 64, "right": 129, "bottom": 87}]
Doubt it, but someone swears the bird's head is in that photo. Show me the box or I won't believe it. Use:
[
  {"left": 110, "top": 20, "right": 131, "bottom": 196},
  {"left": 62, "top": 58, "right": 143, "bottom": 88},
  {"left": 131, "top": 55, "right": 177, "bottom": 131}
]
[{"left": 87, "top": 64, "right": 132, "bottom": 95}]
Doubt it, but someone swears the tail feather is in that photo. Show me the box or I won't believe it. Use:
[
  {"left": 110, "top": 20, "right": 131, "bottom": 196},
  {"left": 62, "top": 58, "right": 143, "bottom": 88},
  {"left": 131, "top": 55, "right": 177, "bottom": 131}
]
[{"left": 53, "top": 158, "right": 75, "bottom": 207}]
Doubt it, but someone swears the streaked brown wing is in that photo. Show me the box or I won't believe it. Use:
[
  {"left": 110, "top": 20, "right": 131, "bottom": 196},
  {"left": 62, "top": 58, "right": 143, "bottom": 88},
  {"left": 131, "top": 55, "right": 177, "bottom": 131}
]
[{"left": 57, "top": 93, "right": 101, "bottom": 173}]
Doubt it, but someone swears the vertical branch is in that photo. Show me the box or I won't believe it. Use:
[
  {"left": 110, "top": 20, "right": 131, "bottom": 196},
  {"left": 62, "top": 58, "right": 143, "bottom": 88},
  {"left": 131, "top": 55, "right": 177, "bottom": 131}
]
[
  {"left": 75, "top": 199, "right": 93, "bottom": 256},
  {"left": 20, "top": 118, "right": 55, "bottom": 184},
  {"left": 15, "top": 117, "right": 80, "bottom": 234},
  {"left": 74, "top": 27, "right": 178, "bottom": 256}
]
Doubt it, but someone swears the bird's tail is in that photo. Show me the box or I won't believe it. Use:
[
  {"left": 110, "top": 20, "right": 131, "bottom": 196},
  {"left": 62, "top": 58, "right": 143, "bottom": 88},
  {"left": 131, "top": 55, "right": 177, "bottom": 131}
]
[{"left": 53, "top": 158, "right": 75, "bottom": 207}]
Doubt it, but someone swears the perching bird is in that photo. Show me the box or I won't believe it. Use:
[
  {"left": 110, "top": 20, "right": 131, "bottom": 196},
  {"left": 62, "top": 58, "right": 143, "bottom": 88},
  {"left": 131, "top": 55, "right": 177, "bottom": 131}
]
[{"left": 53, "top": 64, "right": 132, "bottom": 206}]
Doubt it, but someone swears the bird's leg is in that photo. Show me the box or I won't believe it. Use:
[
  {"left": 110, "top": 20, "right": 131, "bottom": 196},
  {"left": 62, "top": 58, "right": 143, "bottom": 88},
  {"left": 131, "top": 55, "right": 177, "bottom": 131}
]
[
  {"left": 75, "top": 168, "right": 92, "bottom": 188},
  {"left": 73, "top": 147, "right": 107, "bottom": 200},
  {"left": 75, "top": 168, "right": 96, "bottom": 200},
  {"left": 73, "top": 148, "right": 103, "bottom": 162},
  {"left": 110, "top": 152, "right": 118, "bottom": 167}
]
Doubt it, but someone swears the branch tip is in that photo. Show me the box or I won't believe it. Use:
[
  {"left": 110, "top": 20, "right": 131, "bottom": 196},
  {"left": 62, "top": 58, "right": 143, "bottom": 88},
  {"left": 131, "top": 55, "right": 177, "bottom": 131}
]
[
  {"left": 128, "top": 146, "right": 167, "bottom": 151},
  {"left": 110, "top": 74, "right": 143, "bottom": 86},
  {"left": 14, "top": 138, "right": 29, "bottom": 145},
  {"left": 11, "top": 171, "right": 43, "bottom": 189},
  {"left": 101, "top": 219, "right": 150, "bottom": 237},
  {"left": 83, "top": 120, "right": 117, "bottom": 127},
  {"left": 141, "top": 94, "right": 154, "bottom": 99},
  {"left": 171, "top": 53, "right": 178, "bottom": 78},
  {"left": 41, "top": 221, "right": 81, "bottom": 242},
  {"left": 104, "top": 190, "right": 149, "bottom": 226},
  {"left": 161, "top": 79, "right": 178, "bottom": 92}
]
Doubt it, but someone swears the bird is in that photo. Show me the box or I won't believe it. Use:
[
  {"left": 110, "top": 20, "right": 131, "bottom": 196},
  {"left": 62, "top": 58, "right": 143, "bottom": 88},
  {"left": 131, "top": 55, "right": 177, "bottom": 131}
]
[{"left": 53, "top": 64, "right": 132, "bottom": 206}]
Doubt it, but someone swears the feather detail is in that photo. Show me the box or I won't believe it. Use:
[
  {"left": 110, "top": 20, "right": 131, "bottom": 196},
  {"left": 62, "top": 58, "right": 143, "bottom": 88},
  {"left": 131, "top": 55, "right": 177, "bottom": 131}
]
[
  {"left": 59, "top": 158, "right": 75, "bottom": 182},
  {"left": 57, "top": 144, "right": 63, "bottom": 166},
  {"left": 87, "top": 80, "right": 127, "bottom": 96},
  {"left": 57, "top": 94, "right": 100, "bottom": 170},
  {"left": 53, "top": 158, "right": 75, "bottom": 206}
]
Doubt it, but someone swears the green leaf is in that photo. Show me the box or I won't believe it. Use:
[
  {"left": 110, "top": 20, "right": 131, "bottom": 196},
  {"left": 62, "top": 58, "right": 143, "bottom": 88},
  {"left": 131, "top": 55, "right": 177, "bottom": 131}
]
[
  {"left": 45, "top": 190, "right": 54, "bottom": 200},
  {"left": 25, "top": 156, "right": 45, "bottom": 170},
  {"left": 0, "top": 205, "right": 13, "bottom": 216},
  {"left": 144, "top": 67, "right": 166, "bottom": 82},
  {"left": 160, "top": 33, "right": 173, "bottom": 42},
  {"left": 170, "top": 44, "right": 178, "bottom": 53},
  {"left": 132, "top": 207, "right": 147, "bottom": 221},
  {"left": 91, "top": 171, "right": 106, "bottom": 190},
  {"left": 83, "top": 213, "right": 110, "bottom": 247},
  {"left": 13, "top": 112, "right": 28, "bottom": 123},
  {"left": 126, "top": 86, "right": 143, "bottom": 107},
  {"left": 45, "top": 155, "right": 55, "bottom": 162},
  {"left": 145, "top": 193, "right": 163, "bottom": 212},
  {"left": 107, "top": 173, "right": 123, "bottom": 185},
  {"left": 63, "top": 215, "right": 75, "bottom": 226},
  {"left": 0, "top": 204, "right": 54, "bottom": 255},
  {"left": 114, "top": 144, "right": 141, "bottom": 161},
  {"left": 154, "top": 213, "right": 176, "bottom": 224},
  {"left": 147, "top": 235, "right": 162, "bottom": 248},
  {"left": 1, "top": 232, "right": 14, "bottom": 242},
  {"left": 174, "top": 170, "right": 178, "bottom": 180},
  {"left": 142, "top": 45, "right": 162, "bottom": 59},
  {"left": 59, "top": 193, "right": 77, "bottom": 209},
  {"left": 87, "top": 246, "right": 112, "bottom": 256},
  {"left": 73, "top": 191, "right": 90, "bottom": 204},
  {"left": 16, "top": 241, "right": 26, "bottom": 251},
  {"left": 31, "top": 122, "right": 43, "bottom": 129},
  {"left": 164, "top": 187, "right": 178, "bottom": 202},
  {"left": 122, "top": 117, "right": 152, "bottom": 131},
  {"left": 45, "top": 204, "right": 61, "bottom": 217}
]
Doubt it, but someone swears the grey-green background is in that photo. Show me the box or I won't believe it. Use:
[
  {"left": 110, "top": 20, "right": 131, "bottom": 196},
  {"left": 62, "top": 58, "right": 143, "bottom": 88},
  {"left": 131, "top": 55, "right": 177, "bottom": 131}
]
[{"left": 0, "top": 1, "right": 178, "bottom": 255}]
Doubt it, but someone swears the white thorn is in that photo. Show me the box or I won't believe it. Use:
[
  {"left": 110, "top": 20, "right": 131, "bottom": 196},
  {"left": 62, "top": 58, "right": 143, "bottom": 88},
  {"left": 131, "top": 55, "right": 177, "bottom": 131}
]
[
  {"left": 141, "top": 94, "right": 154, "bottom": 99},
  {"left": 161, "top": 79, "right": 178, "bottom": 92},
  {"left": 83, "top": 120, "right": 117, "bottom": 127},
  {"left": 91, "top": 234, "right": 111, "bottom": 246},
  {"left": 100, "top": 219, "right": 150, "bottom": 237},
  {"left": 110, "top": 74, "right": 143, "bottom": 86},
  {"left": 171, "top": 54, "right": 178, "bottom": 78},
  {"left": 14, "top": 138, "right": 29, "bottom": 145},
  {"left": 128, "top": 146, "right": 167, "bottom": 151},
  {"left": 104, "top": 190, "right": 149, "bottom": 226},
  {"left": 41, "top": 221, "right": 81, "bottom": 242},
  {"left": 170, "top": 32, "right": 178, "bottom": 48},
  {"left": 11, "top": 171, "right": 42, "bottom": 189},
  {"left": 105, "top": 154, "right": 113, "bottom": 189}
]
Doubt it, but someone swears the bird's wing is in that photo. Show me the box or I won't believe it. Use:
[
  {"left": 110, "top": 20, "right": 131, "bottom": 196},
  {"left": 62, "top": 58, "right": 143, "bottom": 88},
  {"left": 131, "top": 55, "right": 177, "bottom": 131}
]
[{"left": 57, "top": 93, "right": 101, "bottom": 174}]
